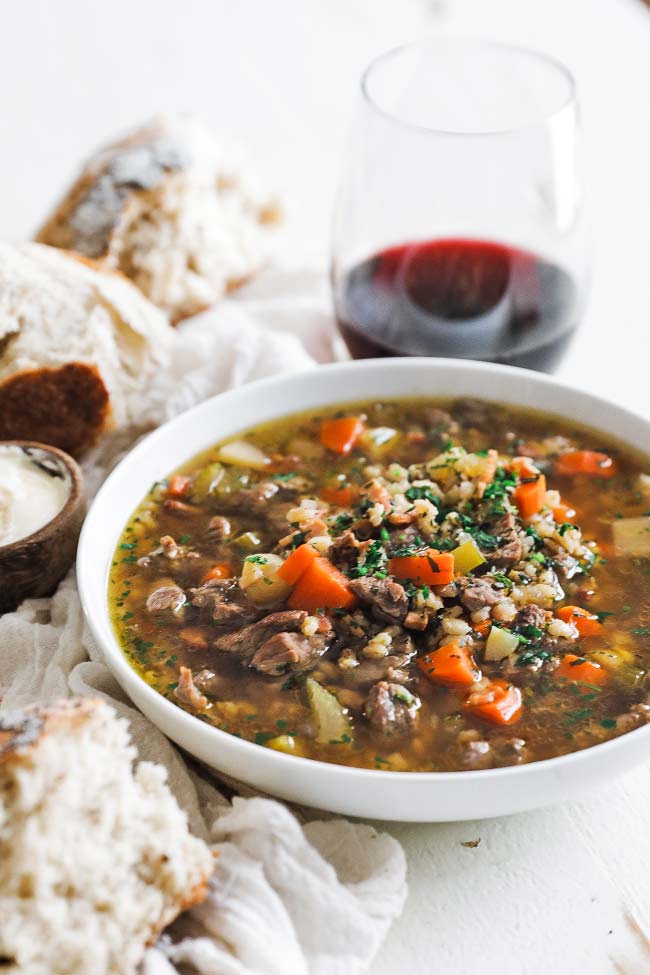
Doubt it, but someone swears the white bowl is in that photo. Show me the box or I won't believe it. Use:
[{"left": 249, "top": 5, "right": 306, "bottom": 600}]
[{"left": 77, "top": 358, "right": 650, "bottom": 822}]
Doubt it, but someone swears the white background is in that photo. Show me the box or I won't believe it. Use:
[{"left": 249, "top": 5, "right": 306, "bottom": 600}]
[{"left": 3, "top": 1, "right": 650, "bottom": 972}]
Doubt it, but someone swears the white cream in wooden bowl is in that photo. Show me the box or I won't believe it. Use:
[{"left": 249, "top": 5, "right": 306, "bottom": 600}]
[{"left": 0, "top": 445, "right": 71, "bottom": 547}]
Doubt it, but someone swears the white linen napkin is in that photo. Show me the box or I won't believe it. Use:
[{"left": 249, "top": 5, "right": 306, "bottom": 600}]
[{"left": 0, "top": 274, "right": 407, "bottom": 975}]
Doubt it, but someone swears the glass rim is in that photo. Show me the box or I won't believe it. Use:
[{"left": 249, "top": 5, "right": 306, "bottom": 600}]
[{"left": 360, "top": 37, "right": 578, "bottom": 138}]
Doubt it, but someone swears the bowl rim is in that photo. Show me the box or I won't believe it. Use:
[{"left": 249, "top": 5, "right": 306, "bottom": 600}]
[
  {"left": 77, "top": 357, "right": 650, "bottom": 789},
  {"left": 0, "top": 440, "right": 85, "bottom": 554}
]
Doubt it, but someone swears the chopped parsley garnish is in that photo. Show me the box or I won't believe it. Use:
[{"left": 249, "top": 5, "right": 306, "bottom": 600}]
[
  {"left": 244, "top": 555, "right": 269, "bottom": 564},
  {"left": 254, "top": 732, "right": 277, "bottom": 745},
  {"left": 271, "top": 472, "right": 298, "bottom": 481},
  {"left": 328, "top": 733, "right": 352, "bottom": 745},
  {"left": 601, "top": 718, "right": 617, "bottom": 729},
  {"left": 596, "top": 611, "right": 615, "bottom": 623},
  {"left": 518, "top": 624, "right": 543, "bottom": 641},
  {"left": 558, "top": 523, "right": 575, "bottom": 536},
  {"left": 405, "top": 485, "right": 439, "bottom": 505},
  {"left": 491, "top": 573, "right": 513, "bottom": 590},
  {"left": 288, "top": 531, "right": 308, "bottom": 550},
  {"left": 178, "top": 534, "right": 191, "bottom": 544}
]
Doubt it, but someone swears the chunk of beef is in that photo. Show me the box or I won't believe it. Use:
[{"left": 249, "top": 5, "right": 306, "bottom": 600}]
[
  {"left": 329, "top": 530, "right": 360, "bottom": 570},
  {"left": 490, "top": 736, "right": 528, "bottom": 766},
  {"left": 422, "top": 407, "right": 459, "bottom": 438},
  {"left": 332, "top": 609, "right": 376, "bottom": 648},
  {"left": 214, "top": 610, "right": 308, "bottom": 657},
  {"left": 139, "top": 534, "right": 200, "bottom": 566},
  {"left": 348, "top": 577, "right": 408, "bottom": 624},
  {"left": 614, "top": 702, "right": 650, "bottom": 733},
  {"left": 145, "top": 583, "right": 186, "bottom": 616},
  {"left": 459, "top": 577, "right": 500, "bottom": 613},
  {"left": 513, "top": 604, "right": 547, "bottom": 631},
  {"left": 365, "top": 681, "right": 420, "bottom": 736},
  {"left": 206, "top": 515, "right": 231, "bottom": 542},
  {"left": 404, "top": 609, "right": 429, "bottom": 631},
  {"left": 250, "top": 630, "right": 329, "bottom": 676},
  {"left": 343, "top": 633, "right": 415, "bottom": 688},
  {"left": 190, "top": 579, "right": 261, "bottom": 627},
  {"left": 452, "top": 398, "right": 491, "bottom": 430},
  {"left": 386, "top": 525, "right": 422, "bottom": 554},
  {"left": 192, "top": 669, "right": 224, "bottom": 699},
  {"left": 174, "top": 666, "right": 208, "bottom": 710},
  {"left": 487, "top": 512, "right": 524, "bottom": 568},
  {"left": 491, "top": 537, "right": 523, "bottom": 568},
  {"left": 460, "top": 740, "right": 492, "bottom": 770},
  {"left": 219, "top": 481, "right": 279, "bottom": 513}
]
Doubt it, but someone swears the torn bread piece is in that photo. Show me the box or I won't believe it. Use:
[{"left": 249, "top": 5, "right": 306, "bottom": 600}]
[
  {"left": 0, "top": 242, "right": 173, "bottom": 454},
  {"left": 0, "top": 698, "right": 214, "bottom": 975},
  {"left": 36, "top": 115, "right": 281, "bottom": 323}
]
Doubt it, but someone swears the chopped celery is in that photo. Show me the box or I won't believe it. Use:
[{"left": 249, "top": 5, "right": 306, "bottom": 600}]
[
  {"left": 306, "top": 679, "right": 353, "bottom": 745},
  {"left": 484, "top": 626, "right": 519, "bottom": 661},
  {"left": 452, "top": 538, "right": 486, "bottom": 575},
  {"left": 192, "top": 462, "right": 225, "bottom": 500},
  {"left": 234, "top": 531, "right": 262, "bottom": 551}
]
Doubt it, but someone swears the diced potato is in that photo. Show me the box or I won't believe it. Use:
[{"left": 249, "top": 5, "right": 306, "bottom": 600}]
[
  {"left": 192, "top": 462, "right": 225, "bottom": 500},
  {"left": 452, "top": 538, "right": 486, "bottom": 575},
  {"left": 234, "top": 531, "right": 262, "bottom": 552},
  {"left": 591, "top": 647, "right": 635, "bottom": 672},
  {"left": 359, "top": 426, "right": 399, "bottom": 457},
  {"left": 239, "top": 553, "right": 291, "bottom": 604},
  {"left": 266, "top": 735, "right": 305, "bottom": 755},
  {"left": 484, "top": 626, "right": 520, "bottom": 661},
  {"left": 306, "top": 679, "right": 353, "bottom": 745},
  {"left": 612, "top": 517, "right": 650, "bottom": 557},
  {"left": 217, "top": 440, "right": 270, "bottom": 470}
]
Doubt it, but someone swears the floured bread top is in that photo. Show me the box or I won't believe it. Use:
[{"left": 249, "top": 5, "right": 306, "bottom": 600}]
[{"left": 37, "top": 115, "right": 281, "bottom": 322}]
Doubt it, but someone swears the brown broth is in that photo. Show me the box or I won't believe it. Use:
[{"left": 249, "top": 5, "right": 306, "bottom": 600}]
[{"left": 109, "top": 398, "right": 650, "bottom": 772}]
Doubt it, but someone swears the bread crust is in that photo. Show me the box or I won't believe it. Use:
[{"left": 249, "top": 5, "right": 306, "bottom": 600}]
[{"left": 0, "top": 362, "right": 111, "bottom": 456}]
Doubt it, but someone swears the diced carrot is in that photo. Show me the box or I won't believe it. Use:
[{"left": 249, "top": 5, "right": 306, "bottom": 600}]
[
  {"left": 319, "top": 416, "right": 364, "bottom": 455},
  {"left": 287, "top": 557, "right": 358, "bottom": 612},
  {"left": 200, "top": 562, "right": 233, "bottom": 584},
  {"left": 513, "top": 474, "right": 547, "bottom": 520},
  {"left": 178, "top": 627, "right": 208, "bottom": 650},
  {"left": 556, "top": 605, "right": 602, "bottom": 637},
  {"left": 555, "top": 450, "right": 618, "bottom": 479},
  {"left": 389, "top": 549, "right": 454, "bottom": 586},
  {"left": 277, "top": 543, "right": 318, "bottom": 585},
  {"left": 555, "top": 653, "right": 607, "bottom": 685},
  {"left": 551, "top": 500, "right": 577, "bottom": 523},
  {"left": 509, "top": 456, "right": 540, "bottom": 479},
  {"left": 418, "top": 641, "right": 481, "bottom": 688},
  {"left": 320, "top": 484, "right": 356, "bottom": 507},
  {"left": 464, "top": 679, "right": 523, "bottom": 725},
  {"left": 167, "top": 474, "right": 191, "bottom": 498}
]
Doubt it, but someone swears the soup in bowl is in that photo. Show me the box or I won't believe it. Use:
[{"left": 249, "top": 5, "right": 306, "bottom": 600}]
[{"left": 79, "top": 360, "right": 650, "bottom": 820}]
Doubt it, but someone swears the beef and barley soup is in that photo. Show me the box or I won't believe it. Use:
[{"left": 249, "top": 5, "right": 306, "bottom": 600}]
[{"left": 109, "top": 398, "right": 650, "bottom": 772}]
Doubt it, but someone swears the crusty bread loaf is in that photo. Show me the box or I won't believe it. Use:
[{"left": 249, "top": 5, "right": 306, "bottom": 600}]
[
  {"left": 0, "top": 242, "right": 173, "bottom": 455},
  {"left": 36, "top": 115, "right": 280, "bottom": 323},
  {"left": 0, "top": 698, "right": 214, "bottom": 975}
]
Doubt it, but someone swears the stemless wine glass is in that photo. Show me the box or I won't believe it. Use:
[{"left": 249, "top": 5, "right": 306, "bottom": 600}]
[{"left": 331, "top": 39, "right": 588, "bottom": 371}]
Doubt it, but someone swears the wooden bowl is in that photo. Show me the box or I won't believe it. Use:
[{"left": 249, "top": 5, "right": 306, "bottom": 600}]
[{"left": 0, "top": 442, "right": 86, "bottom": 613}]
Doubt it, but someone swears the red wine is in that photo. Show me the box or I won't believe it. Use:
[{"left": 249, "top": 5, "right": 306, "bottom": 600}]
[{"left": 335, "top": 238, "right": 580, "bottom": 371}]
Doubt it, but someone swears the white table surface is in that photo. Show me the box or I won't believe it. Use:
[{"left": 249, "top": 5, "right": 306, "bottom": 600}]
[{"left": 3, "top": 1, "right": 650, "bottom": 972}]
